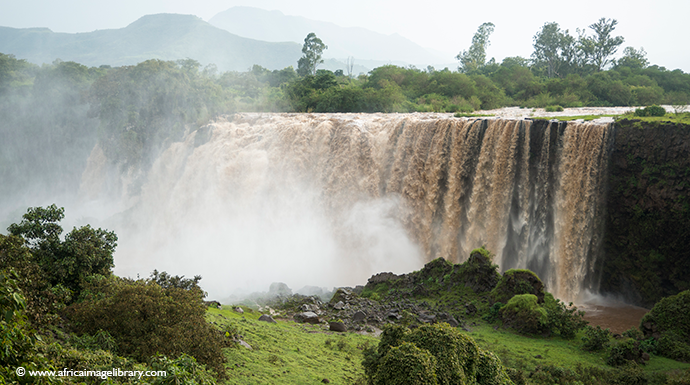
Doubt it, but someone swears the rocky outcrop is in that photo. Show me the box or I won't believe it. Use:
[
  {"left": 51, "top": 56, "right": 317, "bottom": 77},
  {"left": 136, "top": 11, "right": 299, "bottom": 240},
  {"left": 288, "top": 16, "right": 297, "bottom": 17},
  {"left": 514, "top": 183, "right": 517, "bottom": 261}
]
[{"left": 601, "top": 120, "right": 690, "bottom": 307}]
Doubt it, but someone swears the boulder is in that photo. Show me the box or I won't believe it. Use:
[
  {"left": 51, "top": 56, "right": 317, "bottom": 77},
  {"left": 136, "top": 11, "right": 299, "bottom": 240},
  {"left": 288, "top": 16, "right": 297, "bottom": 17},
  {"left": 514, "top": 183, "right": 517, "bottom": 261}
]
[
  {"left": 234, "top": 307, "right": 244, "bottom": 314},
  {"left": 295, "top": 311, "right": 320, "bottom": 324},
  {"left": 333, "top": 301, "right": 345, "bottom": 310},
  {"left": 353, "top": 311, "right": 366, "bottom": 322},
  {"left": 258, "top": 314, "right": 277, "bottom": 323},
  {"left": 329, "top": 321, "right": 347, "bottom": 332}
]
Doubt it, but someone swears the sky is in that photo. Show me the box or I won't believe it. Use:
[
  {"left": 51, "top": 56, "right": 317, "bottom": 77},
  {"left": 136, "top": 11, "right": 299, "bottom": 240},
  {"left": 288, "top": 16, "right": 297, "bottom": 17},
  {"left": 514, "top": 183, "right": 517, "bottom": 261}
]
[{"left": 2, "top": 0, "right": 689, "bottom": 72}]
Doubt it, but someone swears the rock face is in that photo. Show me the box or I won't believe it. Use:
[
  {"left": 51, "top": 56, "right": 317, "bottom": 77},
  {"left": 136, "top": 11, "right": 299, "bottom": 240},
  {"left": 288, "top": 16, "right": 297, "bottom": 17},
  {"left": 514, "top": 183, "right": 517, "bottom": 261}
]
[{"left": 602, "top": 120, "right": 690, "bottom": 307}]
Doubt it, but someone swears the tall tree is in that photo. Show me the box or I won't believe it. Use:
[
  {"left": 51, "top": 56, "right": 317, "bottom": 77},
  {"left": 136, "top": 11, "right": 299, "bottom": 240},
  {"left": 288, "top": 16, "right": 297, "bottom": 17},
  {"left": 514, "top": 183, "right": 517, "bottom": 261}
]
[
  {"left": 578, "top": 18, "right": 625, "bottom": 71},
  {"left": 297, "top": 32, "right": 328, "bottom": 77},
  {"left": 532, "top": 22, "right": 576, "bottom": 78},
  {"left": 457, "top": 22, "right": 495, "bottom": 74}
]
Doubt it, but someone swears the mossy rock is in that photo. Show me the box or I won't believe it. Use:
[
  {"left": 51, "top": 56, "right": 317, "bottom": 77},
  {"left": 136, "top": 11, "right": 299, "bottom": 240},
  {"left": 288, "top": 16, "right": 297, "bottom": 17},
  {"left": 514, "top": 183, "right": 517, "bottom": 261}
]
[
  {"left": 455, "top": 249, "right": 501, "bottom": 293},
  {"left": 490, "top": 269, "right": 545, "bottom": 304},
  {"left": 418, "top": 257, "right": 454, "bottom": 282}
]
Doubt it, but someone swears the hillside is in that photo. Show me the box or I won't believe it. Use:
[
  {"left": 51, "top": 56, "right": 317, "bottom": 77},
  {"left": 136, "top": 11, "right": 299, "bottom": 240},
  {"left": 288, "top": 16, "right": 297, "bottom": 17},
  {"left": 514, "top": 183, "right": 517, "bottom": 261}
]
[
  {"left": 0, "top": 14, "right": 301, "bottom": 71},
  {"left": 208, "top": 6, "right": 452, "bottom": 68}
]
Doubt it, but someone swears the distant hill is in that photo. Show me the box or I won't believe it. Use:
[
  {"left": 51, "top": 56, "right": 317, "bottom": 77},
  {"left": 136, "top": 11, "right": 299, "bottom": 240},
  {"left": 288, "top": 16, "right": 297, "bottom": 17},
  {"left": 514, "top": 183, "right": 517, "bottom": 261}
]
[
  {"left": 0, "top": 14, "right": 301, "bottom": 71},
  {"left": 208, "top": 6, "right": 452, "bottom": 68}
]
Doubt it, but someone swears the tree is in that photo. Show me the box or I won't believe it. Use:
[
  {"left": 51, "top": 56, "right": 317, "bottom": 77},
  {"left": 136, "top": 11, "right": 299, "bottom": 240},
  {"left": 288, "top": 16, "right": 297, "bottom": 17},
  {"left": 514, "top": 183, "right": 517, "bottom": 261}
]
[
  {"left": 578, "top": 18, "right": 625, "bottom": 71},
  {"left": 616, "top": 46, "right": 649, "bottom": 69},
  {"left": 7, "top": 204, "right": 116, "bottom": 298},
  {"left": 532, "top": 22, "right": 577, "bottom": 78},
  {"left": 457, "top": 22, "right": 495, "bottom": 74},
  {"left": 297, "top": 32, "right": 328, "bottom": 76}
]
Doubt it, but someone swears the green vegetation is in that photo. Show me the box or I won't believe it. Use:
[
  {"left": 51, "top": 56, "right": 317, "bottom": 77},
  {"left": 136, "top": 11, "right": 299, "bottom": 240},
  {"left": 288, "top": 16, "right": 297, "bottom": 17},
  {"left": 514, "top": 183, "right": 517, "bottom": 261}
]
[
  {"left": 206, "top": 306, "right": 378, "bottom": 384},
  {"left": 640, "top": 290, "right": 690, "bottom": 362},
  {"left": 0, "top": 205, "right": 226, "bottom": 383}
]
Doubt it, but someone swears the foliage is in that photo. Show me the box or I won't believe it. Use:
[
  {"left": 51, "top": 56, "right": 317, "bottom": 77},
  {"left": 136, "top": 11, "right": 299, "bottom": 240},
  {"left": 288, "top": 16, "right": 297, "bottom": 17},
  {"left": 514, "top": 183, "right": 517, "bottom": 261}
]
[
  {"left": 544, "top": 105, "right": 564, "bottom": 112},
  {"left": 365, "top": 323, "right": 513, "bottom": 385},
  {"left": 581, "top": 325, "right": 611, "bottom": 352},
  {"left": 5, "top": 204, "right": 116, "bottom": 305},
  {"left": 634, "top": 104, "right": 666, "bottom": 117},
  {"left": 297, "top": 33, "right": 328, "bottom": 77},
  {"left": 373, "top": 342, "right": 439, "bottom": 385},
  {"left": 531, "top": 22, "right": 577, "bottom": 78},
  {"left": 0, "top": 270, "right": 55, "bottom": 384},
  {"left": 147, "top": 354, "right": 217, "bottom": 385},
  {"left": 606, "top": 338, "right": 643, "bottom": 367},
  {"left": 68, "top": 275, "right": 230, "bottom": 377},
  {"left": 499, "top": 294, "right": 548, "bottom": 335},
  {"left": 457, "top": 22, "right": 496, "bottom": 74},
  {"left": 640, "top": 290, "right": 690, "bottom": 362},
  {"left": 579, "top": 18, "right": 625, "bottom": 72},
  {"left": 541, "top": 293, "right": 587, "bottom": 339},
  {"left": 490, "top": 269, "right": 545, "bottom": 305}
]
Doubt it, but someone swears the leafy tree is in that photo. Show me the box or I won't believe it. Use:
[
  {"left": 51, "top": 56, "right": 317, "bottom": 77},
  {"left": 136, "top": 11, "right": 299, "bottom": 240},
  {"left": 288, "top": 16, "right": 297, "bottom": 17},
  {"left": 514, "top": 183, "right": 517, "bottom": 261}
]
[
  {"left": 532, "top": 22, "right": 577, "bottom": 78},
  {"left": 457, "top": 22, "right": 495, "bottom": 74},
  {"left": 616, "top": 46, "right": 649, "bottom": 69},
  {"left": 578, "top": 18, "right": 625, "bottom": 71},
  {"left": 297, "top": 32, "right": 328, "bottom": 76},
  {"left": 69, "top": 274, "right": 231, "bottom": 377},
  {"left": 7, "top": 204, "right": 116, "bottom": 300}
]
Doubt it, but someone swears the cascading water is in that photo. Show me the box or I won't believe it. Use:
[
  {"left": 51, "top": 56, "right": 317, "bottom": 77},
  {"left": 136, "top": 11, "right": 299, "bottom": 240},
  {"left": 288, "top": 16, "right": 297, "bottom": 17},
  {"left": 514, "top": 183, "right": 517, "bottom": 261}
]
[{"left": 81, "top": 113, "right": 612, "bottom": 302}]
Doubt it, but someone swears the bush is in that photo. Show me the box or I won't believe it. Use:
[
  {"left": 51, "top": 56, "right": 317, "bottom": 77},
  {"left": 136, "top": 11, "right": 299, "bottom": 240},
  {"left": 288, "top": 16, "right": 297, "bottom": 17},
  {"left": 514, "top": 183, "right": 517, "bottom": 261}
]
[
  {"left": 373, "top": 342, "right": 438, "bottom": 385},
  {"left": 68, "top": 275, "right": 230, "bottom": 377},
  {"left": 364, "top": 323, "right": 512, "bottom": 385},
  {"left": 606, "top": 338, "right": 643, "bottom": 366},
  {"left": 490, "top": 269, "right": 545, "bottom": 305},
  {"left": 581, "top": 325, "right": 611, "bottom": 352},
  {"left": 542, "top": 293, "right": 587, "bottom": 339},
  {"left": 634, "top": 104, "right": 666, "bottom": 117},
  {"left": 499, "top": 294, "right": 548, "bottom": 335},
  {"left": 640, "top": 290, "right": 690, "bottom": 361},
  {"left": 544, "top": 105, "right": 564, "bottom": 112}
]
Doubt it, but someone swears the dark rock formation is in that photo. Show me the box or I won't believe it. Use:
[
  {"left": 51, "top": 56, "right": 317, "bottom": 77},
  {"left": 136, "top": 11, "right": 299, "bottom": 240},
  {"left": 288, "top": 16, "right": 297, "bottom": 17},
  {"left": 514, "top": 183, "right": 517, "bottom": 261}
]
[{"left": 258, "top": 314, "right": 276, "bottom": 323}]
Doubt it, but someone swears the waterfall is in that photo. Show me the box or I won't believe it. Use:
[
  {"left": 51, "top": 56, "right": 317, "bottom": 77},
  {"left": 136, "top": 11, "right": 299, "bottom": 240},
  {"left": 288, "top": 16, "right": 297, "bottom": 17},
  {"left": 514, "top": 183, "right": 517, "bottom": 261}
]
[{"left": 83, "top": 113, "right": 612, "bottom": 301}]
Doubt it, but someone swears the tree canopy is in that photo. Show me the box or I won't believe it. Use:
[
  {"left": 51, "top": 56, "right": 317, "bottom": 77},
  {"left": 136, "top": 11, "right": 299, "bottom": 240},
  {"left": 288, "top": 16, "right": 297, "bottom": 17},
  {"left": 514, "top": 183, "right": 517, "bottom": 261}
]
[{"left": 297, "top": 32, "right": 328, "bottom": 76}]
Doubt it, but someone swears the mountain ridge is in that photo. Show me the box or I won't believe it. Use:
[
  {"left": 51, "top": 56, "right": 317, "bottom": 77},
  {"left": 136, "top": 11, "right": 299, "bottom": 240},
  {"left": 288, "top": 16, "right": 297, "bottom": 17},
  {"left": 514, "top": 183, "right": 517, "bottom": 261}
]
[{"left": 0, "top": 13, "right": 302, "bottom": 71}]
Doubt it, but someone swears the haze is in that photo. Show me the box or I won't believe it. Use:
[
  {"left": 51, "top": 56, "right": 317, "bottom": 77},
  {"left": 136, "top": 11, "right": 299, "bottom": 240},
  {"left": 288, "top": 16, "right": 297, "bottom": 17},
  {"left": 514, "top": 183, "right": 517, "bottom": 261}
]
[{"left": 2, "top": 0, "right": 689, "bottom": 72}]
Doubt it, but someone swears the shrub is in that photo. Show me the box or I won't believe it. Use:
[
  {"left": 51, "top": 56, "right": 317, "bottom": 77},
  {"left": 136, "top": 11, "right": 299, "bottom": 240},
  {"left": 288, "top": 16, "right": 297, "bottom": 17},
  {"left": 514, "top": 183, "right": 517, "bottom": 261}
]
[
  {"left": 68, "top": 275, "right": 230, "bottom": 377},
  {"left": 490, "top": 269, "right": 545, "bottom": 305},
  {"left": 634, "top": 104, "right": 666, "bottom": 117},
  {"left": 364, "top": 323, "right": 511, "bottom": 385},
  {"left": 499, "top": 294, "right": 548, "bottom": 335},
  {"left": 606, "top": 338, "right": 643, "bottom": 366},
  {"left": 640, "top": 290, "right": 690, "bottom": 361},
  {"left": 581, "top": 325, "right": 611, "bottom": 352},
  {"left": 541, "top": 293, "right": 587, "bottom": 339},
  {"left": 544, "top": 105, "right": 564, "bottom": 112},
  {"left": 373, "top": 342, "right": 438, "bottom": 385}
]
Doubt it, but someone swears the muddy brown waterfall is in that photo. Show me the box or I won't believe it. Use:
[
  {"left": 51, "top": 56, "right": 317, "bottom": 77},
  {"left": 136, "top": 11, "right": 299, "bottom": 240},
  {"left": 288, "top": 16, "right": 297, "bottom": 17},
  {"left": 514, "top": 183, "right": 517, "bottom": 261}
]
[{"left": 82, "top": 113, "right": 612, "bottom": 301}]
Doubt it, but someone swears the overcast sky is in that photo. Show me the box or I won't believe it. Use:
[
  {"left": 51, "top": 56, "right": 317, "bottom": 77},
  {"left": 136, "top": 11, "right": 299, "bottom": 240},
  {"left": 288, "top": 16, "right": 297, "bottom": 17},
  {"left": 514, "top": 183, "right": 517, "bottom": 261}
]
[{"left": 2, "top": 0, "right": 689, "bottom": 72}]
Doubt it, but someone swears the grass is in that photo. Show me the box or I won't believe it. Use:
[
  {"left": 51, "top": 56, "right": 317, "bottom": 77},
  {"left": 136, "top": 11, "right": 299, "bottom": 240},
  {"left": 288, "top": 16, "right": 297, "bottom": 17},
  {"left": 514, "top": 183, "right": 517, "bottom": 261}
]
[
  {"left": 616, "top": 112, "right": 690, "bottom": 125},
  {"left": 206, "top": 306, "right": 378, "bottom": 384},
  {"left": 454, "top": 112, "right": 495, "bottom": 118},
  {"left": 207, "top": 304, "right": 690, "bottom": 384},
  {"left": 468, "top": 322, "right": 690, "bottom": 375}
]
